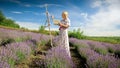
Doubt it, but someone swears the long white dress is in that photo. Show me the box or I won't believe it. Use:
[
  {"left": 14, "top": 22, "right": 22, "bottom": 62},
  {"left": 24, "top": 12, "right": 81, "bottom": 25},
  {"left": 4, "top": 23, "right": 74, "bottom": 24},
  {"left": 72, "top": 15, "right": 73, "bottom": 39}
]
[{"left": 59, "top": 18, "right": 71, "bottom": 57}]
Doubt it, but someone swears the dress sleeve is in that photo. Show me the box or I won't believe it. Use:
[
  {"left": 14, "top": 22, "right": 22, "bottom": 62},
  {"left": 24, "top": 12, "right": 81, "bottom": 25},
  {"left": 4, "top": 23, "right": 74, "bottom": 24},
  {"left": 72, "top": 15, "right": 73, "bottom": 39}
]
[{"left": 67, "top": 18, "right": 71, "bottom": 26}]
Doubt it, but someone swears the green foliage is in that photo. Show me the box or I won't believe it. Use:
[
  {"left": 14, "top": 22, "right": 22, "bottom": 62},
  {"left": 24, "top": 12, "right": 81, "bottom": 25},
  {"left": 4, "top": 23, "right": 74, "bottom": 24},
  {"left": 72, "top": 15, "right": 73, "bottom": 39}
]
[
  {"left": 40, "top": 40, "right": 47, "bottom": 46},
  {"left": 69, "top": 28, "right": 86, "bottom": 39},
  {"left": 85, "top": 37, "right": 120, "bottom": 44},
  {"left": 0, "top": 10, "right": 20, "bottom": 28},
  {"left": 39, "top": 26, "right": 45, "bottom": 32},
  {"left": 95, "top": 48, "right": 108, "bottom": 55},
  {"left": 14, "top": 37, "right": 31, "bottom": 42},
  {"left": 47, "top": 58, "right": 67, "bottom": 68},
  {"left": 16, "top": 50, "right": 26, "bottom": 62},
  {"left": 0, "top": 19, "right": 20, "bottom": 28},
  {"left": 0, "top": 11, "right": 5, "bottom": 21},
  {"left": 20, "top": 27, "right": 29, "bottom": 31},
  {"left": 38, "top": 25, "right": 59, "bottom": 36},
  {"left": 8, "top": 58, "right": 15, "bottom": 68}
]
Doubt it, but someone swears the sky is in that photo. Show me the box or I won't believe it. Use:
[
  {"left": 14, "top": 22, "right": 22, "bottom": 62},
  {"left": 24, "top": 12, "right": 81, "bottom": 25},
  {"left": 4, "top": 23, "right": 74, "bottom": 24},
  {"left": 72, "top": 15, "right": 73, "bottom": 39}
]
[{"left": 0, "top": 0, "right": 120, "bottom": 36}]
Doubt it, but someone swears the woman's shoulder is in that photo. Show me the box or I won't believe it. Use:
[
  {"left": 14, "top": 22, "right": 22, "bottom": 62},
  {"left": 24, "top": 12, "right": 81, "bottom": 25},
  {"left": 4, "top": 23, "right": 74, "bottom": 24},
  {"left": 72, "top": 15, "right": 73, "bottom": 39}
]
[
  {"left": 61, "top": 18, "right": 70, "bottom": 22},
  {"left": 67, "top": 18, "right": 70, "bottom": 23}
]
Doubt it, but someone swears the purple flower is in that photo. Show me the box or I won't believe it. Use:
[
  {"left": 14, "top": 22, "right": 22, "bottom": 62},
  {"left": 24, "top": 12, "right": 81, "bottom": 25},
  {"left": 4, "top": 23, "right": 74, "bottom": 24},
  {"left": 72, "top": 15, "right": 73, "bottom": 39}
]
[
  {"left": 0, "top": 61, "right": 10, "bottom": 68},
  {"left": 45, "top": 45, "right": 74, "bottom": 68},
  {"left": 69, "top": 38, "right": 90, "bottom": 48},
  {"left": 70, "top": 38, "right": 120, "bottom": 68}
]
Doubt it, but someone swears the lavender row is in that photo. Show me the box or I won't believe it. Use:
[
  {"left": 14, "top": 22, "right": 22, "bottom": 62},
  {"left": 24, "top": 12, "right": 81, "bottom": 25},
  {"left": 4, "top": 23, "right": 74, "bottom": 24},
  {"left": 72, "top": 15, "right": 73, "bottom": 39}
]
[
  {"left": 70, "top": 38, "right": 108, "bottom": 55},
  {"left": 86, "top": 40, "right": 108, "bottom": 55},
  {"left": 45, "top": 45, "right": 74, "bottom": 68},
  {"left": 0, "top": 28, "right": 51, "bottom": 44},
  {"left": 87, "top": 39, "right": 120, "bottom": 56},
  {"left": 69, "top": 38, "right": 90, "bottom": 48},
  {"left": 69, "top": 38, "right": 108, "bottom": 55},
  {"left": 78, "top": 48, "right": 120, "bottom": 68},
  {"left": 70, "top": 38, "right": 120, "bottom": 55},
  {"left": 69, "top": 38, "right": 120, "bottom": 68},
  {"left": 0, "top": 41, "right": 34, "bottom": 68}
]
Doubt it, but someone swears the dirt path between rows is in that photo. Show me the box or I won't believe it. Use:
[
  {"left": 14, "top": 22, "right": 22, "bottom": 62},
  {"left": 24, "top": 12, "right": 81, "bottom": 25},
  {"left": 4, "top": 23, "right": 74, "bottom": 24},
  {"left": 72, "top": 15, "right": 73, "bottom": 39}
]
[{"left": 70, "top": 45, "right": 87, "bottom": 68}]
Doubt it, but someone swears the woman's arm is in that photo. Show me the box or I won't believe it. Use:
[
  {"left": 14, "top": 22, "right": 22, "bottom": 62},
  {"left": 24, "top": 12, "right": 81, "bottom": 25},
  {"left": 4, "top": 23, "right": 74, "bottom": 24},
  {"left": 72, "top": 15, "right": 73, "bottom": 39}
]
[
  {"left": 52, "top": 15, "right": 70, "bottom": 28},
  {"left": 59, "top": 23, "right": 69, "bottom": 28}
]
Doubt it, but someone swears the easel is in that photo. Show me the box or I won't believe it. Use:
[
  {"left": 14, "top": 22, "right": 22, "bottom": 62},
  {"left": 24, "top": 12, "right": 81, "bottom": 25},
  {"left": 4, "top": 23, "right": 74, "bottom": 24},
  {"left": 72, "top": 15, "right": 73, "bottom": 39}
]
[{"left": 44, "top": 4, "right": 53, "bottom": 47}]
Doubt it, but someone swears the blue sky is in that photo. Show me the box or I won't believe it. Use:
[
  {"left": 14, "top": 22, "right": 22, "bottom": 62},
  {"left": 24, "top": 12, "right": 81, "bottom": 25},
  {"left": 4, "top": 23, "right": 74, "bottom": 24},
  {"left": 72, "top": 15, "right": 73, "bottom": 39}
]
[{"left": 0, "top": 0, "right": 120, "bottom": 36}]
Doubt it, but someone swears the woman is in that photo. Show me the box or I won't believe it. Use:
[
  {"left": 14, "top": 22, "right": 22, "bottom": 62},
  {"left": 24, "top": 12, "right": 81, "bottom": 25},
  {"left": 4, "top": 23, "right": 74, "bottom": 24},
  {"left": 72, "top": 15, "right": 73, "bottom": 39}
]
[{"left": 52, "top": 11, "right": 71, "bottom": 57}]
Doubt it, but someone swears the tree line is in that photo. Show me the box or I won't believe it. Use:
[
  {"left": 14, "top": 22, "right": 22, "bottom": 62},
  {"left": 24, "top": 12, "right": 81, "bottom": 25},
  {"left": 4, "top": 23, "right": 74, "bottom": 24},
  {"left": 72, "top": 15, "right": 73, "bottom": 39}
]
[{"left": 0, "top": 10, "right": 20, "bottom": 28}]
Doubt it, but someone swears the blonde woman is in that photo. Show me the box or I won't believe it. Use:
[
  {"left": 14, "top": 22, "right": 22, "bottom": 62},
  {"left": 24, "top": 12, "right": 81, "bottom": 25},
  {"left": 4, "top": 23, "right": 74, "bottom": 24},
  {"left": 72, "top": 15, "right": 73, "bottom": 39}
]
[{"left": 52, "top": 11, "right": 71, "bottom": 57}]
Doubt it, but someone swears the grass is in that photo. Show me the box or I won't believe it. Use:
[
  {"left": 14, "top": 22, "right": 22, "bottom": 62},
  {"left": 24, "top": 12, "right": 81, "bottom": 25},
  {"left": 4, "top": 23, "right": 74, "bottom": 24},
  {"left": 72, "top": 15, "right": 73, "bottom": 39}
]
[
  {"left": 94, "top": 47, "right": 108, "bottom": 55},
  {"left": 85, "top": 36, "right": 120, "bottom": 44},
  {"left": 16, "top": 50, "right": 26, "bottom": 63},
  {"left": 8, "top": 58, "right": 16, "bottom": 68}
]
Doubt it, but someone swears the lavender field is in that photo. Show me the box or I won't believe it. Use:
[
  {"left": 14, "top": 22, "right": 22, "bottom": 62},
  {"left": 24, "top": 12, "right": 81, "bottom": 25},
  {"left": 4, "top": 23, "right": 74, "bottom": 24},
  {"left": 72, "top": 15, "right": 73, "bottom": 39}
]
[
  {"left": 70, "top": 38, "right": 120, "bottom": 68},
  {"left": 0, "top": 28, "right": 120, "bottom": 68}
]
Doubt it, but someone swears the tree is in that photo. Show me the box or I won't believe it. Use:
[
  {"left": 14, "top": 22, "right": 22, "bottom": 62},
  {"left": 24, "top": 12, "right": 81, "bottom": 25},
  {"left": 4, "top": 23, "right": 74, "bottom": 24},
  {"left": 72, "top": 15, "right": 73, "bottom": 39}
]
[
  {"left": 39, "top": 26, "right": 45, "bottom": 32},
  {"left": 0, "top": 10, "right": 5, "bottom": 22},
  {"left": 68, "top": 28, "right": 85, "bottom": 39},
  {"left": 2, "top": 19, "right": 20, "bottom": 28},
  {"left": 0, "top": 10, "right": 20, "bottom": 28}
]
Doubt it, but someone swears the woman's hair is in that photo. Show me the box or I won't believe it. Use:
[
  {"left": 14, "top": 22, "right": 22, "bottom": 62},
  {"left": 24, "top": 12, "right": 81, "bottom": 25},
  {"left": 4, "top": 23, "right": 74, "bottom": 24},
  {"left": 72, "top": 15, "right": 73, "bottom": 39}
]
[
  {"left": 62, "top": 11, "right": 68, "bottom": 19},
  {"left": 62, "top": 11, "right": 68, "bottom": 16}
]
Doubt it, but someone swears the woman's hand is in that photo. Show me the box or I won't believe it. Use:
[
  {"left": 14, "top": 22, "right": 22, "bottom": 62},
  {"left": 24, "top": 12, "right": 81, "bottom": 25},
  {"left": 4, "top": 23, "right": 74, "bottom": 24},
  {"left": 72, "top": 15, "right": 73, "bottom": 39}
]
[
  {"left": 59, "top": 23, "right": 62, "bottom": 27},
  {"left": 59, "top": 23, "right": 69, "bottom": 28}
]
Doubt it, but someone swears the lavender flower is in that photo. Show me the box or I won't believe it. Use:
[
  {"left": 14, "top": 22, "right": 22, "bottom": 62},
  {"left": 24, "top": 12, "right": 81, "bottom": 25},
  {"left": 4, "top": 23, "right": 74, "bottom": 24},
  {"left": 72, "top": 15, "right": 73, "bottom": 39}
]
[
  {"left": 69, "top": 38, "right": 120, "bottom": 68},
  {"left": 87, "top": 54, "right": 120, "bottom": 68},
  {"left": 0, "top": 41, "right": 33, "bottom": 67},
  {"left": 0, "top": 28, "right": 51, "bottom": 44},
  {"left": 84, "top": 40, "right": 108, "bottom": 55},
  {"left": 114, "top": 44, "right": 120, "bottom": 56},
  {"left": 101, "top": 42, "right": 116, "bottom": 53},
  {"left": 69, "top": 38, "right": 90, "bottom": 48},
  {"left": 0, "top": 61, "right": 10, "bottom": 68},
  {"left": 45, "top": 45, "right": 74, "bottom": 68},
  {"left": 78, "top": 48, "right": 98, "bottom": 59}
]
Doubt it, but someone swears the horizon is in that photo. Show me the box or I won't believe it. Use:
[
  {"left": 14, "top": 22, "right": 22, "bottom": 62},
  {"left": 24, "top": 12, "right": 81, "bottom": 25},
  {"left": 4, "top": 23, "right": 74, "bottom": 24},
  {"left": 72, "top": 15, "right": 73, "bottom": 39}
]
[{"left": 0, "top": 0, "right": 120, "bottom": 36}]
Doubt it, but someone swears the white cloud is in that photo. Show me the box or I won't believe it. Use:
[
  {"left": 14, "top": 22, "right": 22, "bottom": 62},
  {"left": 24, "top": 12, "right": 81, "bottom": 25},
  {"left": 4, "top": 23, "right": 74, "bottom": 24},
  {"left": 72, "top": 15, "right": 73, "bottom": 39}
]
[
  {"left": 37, "top": 3, "right": 63, "bottom": 8},
  {"left": 11, "top": 11, "right": 23, "bottom": 14},
  {"left": 16, "top": 21, "right": 59, "bottom": 31},
  {"left": 34, "top": 12, "right": 40, "bottom": 15},
  {"left": 24, "top": 4, "right": 31, "bottom": 7},
  {"left": 33, "top": 12, "right": 45, "bottom": 16},
  {"left": 9, "top": 0, "right": 32, "bottom": 7},
  {"left": 24, "top": 11, "right": 45, "bottom": 16},
  {"left": 66, "top": 4, "right": 88, "bottom": 30},
  {"left": 83, "top": 0, "right": 120, "bottom": 36},
  {"left": 80, "top": 13, "right": 88, "bottom": 19},
  {"left": 65, "top": 0, "right": 120, "bottom": 36},
  {"left": 91, "top": 0, "right": 102, "bottom": 8},
  {"left": 9, "top": 0, "right": 21, "bottom": 4},
  {"left": 37, "top": 4, "right": 45, "bottom": 8},
  {"left": 16, "top": 21, "right": 40, "bottom": 30}
]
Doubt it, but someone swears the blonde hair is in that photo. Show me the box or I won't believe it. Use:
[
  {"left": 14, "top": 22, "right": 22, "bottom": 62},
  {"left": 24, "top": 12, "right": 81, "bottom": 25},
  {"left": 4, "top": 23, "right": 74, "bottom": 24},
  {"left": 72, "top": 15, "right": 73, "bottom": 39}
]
[
  {"left": 62, "top": 11, "right": 68, "bottom": 19},
  {"left": 62, "top": 11, "right": 68, "bottom": 15}
]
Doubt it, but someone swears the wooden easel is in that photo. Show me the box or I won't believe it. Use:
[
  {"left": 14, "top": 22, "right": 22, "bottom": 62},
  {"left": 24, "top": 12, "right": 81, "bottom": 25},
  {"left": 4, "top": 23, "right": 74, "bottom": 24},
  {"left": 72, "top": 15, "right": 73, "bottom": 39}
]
[{"left": 44, "top": 4, "right": 53, "bottom": 47}]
